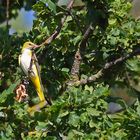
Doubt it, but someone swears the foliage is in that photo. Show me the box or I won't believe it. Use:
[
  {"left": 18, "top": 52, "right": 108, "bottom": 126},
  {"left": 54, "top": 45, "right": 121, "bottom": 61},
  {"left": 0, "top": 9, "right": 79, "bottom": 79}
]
[{"left": 1, "top": 0, "right": 140, "bottom": 139}]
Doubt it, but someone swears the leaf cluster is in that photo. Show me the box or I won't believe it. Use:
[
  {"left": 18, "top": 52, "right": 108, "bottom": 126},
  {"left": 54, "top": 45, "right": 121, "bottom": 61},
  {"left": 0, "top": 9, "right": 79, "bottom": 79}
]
[{"left": 1, "top": 0, "right": 140, "bottom": 139}]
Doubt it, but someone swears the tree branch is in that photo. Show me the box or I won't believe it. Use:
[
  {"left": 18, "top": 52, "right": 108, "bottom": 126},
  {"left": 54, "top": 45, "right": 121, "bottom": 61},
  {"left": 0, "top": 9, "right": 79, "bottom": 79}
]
[
  {"left": 68, "top": 23, "right": 93, "bottom": 84},
  {"left": 38, "top": 0, "right": 74, "bottom": 47},
  {"left": 71, "top": 48, "right": 140, "bottom": 86},
  {"left": 80, "top": 23, "right": 93, "bottom": 49},
  {"left": 68, "top": 11, "right": 84, "bottom": 34}
]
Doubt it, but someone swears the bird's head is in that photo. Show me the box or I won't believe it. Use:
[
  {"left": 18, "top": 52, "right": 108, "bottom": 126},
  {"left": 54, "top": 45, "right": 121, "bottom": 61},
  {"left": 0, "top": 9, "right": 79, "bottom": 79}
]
[{"left": 22, "top": 41, "right": 39, "bottom": 52}]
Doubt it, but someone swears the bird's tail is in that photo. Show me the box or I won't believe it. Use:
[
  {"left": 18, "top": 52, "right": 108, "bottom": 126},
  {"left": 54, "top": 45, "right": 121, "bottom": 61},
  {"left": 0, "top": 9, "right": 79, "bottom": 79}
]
[
  {"left": 27, "top": 100, "right": 48, "bottom": 115},
  {"left": 28, "top": 75, "right": 49, "bottom": 114},
  {"left": 31, "top": 75, "right": 46, "bottom": 101}
]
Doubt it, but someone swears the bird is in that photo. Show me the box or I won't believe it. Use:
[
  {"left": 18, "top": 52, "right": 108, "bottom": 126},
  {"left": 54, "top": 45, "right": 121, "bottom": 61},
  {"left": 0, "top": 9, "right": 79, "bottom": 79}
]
[{"left": 19, "top": 41, "right": 50, "bottom": 113}]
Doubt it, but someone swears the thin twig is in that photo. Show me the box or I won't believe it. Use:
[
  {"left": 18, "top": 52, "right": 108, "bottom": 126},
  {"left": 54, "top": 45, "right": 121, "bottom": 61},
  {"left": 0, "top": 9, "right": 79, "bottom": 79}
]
[
  {"left": 80, "top": 23, "right": 93, "bottom": 49},
  {"left": 38, "top": 0, "right": 74, "bottom": 47},
  {"left": 69, "top": 11, "right": 84, "bottom": 34}
]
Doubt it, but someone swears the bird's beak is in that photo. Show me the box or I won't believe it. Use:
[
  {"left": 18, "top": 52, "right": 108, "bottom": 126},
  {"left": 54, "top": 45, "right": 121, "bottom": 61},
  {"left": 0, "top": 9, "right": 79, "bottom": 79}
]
[{"left": 33, "top": 44, "right": 39, "bottom": 49}]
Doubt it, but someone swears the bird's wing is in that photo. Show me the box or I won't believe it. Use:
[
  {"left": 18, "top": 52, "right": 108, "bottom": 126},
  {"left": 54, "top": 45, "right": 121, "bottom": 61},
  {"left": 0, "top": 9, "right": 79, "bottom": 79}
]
[
  {"left": 33, "top": 53, "right": 44, "bottom": 91},
  {"left": 33, "top": 53, "right": 41, "bottom": 77}
]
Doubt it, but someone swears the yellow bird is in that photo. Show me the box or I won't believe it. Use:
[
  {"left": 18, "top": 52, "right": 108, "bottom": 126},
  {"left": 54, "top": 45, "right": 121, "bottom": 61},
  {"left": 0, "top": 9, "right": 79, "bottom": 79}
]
[{"left": 19, "top": 41, "right": 50, "bottom": 113}]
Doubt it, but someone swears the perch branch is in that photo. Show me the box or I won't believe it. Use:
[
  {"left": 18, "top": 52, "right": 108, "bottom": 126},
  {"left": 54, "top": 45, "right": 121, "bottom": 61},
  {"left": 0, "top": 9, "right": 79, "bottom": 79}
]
[{"left": 38, "top": 0, "right": 74, "bottom": 47}]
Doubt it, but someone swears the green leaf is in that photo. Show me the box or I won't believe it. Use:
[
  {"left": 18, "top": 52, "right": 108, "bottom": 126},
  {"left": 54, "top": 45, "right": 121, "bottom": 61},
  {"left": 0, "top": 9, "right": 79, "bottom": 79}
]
[
  {"left": 72, "top": 130, "right": 84, "bottom": 136},
  {"left": 89, "top": 120, "right": 99, "bottom": 128},
  {"left": 86, "top": 108, "right": 101, "bottom": 116},
  {"left": 109, "top": 18, "right": 117, "bottom": 25},
  {"left": 68, "top": 112, "right": 80, "bottom": 127},
  {"left": 59, "top": 111, "right": 69, "bottom": 118},
  {"left": 73, "top": 35, "right": 82, "bottom": 46},
  {"left": 40, "top": 0, "right": 56, "bottom": 14},
  {"left": 94, "top": 85, "right": 109, "bottom": 97},
  {"left": 80, "top": 112, "right": 88, "bottom": 123},
  {"left": 35, "top": 121, "right": 47, "bottom": 131},
  {"left": 84, "top": 85, "right": 93, "bottom": 94},
  {"left": 61, "top": 68, "right": 69, "bottom": 73},
  {"left": 136, "top": 104, "right": 140, "bottom": 116},
  {"left": 0, "top": 81, "right": 19, "bottom": 103}
]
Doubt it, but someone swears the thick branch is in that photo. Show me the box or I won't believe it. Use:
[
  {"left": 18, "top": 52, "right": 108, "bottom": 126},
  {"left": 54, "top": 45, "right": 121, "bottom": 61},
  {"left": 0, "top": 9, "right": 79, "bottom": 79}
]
[
  {"left": 72, "top": 48, "right": 140, "bottom": 86},
  {"left": 69, "top": 24, "right": 93, "bottom": 82},
  {"left": 39, "top": 0, "right": 74, "bottom": 47},
  {"left": 70, "top": 48, "right": 81, "bottom": 79}
]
